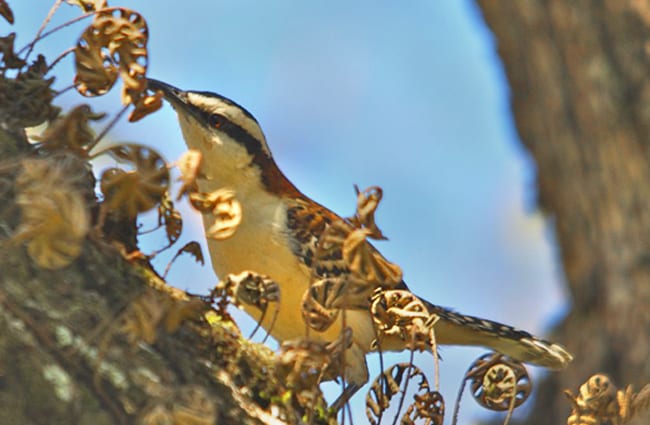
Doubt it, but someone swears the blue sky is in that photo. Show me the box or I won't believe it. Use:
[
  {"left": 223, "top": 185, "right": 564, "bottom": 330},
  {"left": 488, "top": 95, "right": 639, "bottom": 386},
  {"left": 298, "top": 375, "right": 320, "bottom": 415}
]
[{"left": 11, "top": 1, "right": 569, "bottom": 423}]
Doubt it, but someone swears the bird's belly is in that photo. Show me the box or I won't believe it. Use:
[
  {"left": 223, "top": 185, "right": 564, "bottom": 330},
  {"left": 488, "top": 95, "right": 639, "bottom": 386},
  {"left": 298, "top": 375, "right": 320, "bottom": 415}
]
[{"left": 205, "top": 221, "right": 375, "bottom": 349}]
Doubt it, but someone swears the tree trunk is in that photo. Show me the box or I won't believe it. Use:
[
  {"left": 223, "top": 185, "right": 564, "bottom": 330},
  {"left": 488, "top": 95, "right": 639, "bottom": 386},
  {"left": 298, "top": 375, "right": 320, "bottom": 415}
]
[
  {"left": 475, "top": 1, "right": 650, "bottom": 424},
  {"left": 0, "top": 101, "right": 333, "bottom": 425}
]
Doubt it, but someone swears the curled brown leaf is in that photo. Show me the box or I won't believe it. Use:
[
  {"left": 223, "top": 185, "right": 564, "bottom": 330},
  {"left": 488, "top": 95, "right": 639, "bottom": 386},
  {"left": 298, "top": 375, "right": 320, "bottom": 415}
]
[
  {"left": 99, "top": 144, "right": 169, "bottom": 216},
  {"left": 32, "top": 104, "right": 105, "bottom": 152},
  {"left": 466, "top": 353, "right": 531, "bottom": 412},
  {"left": 370, "top": 289, "right": 434, "bottom": 351},
  {"left": 366, "top": 363, "right": 430, "bottom": 425},
  {"left": 351, "top": 185, "right": 385, "bottom": 240},
  {"left": 402, "top": 390, "right": 445, "bottom": 425},
  {"left": 74, "top": 7, "right": 151, "bottom": 115},
  {"left": 174, "top": 241, "right": 204, "bottom": 266},
  {"left": 342, "top": 228, "right": 402, "bottom": 286},
  {"left": 301, "top": 276, "right": 373, "bottom": 332},
  {"left": 74, "top": 23, "right": 119, "bottom": 96},
  {"left": 14, "top": 159, "right": 90, "bottom": 269},
  {"left": 128, "top": 89, "right": 162, "bottom": 122},
  {"left": 158, "top": 193, "right": 182, "bottom": 245},
  {"left": 189, "top": 189, "right": 242, "bottom": 240},
  {"left": 565, "top": 374, "right": 650, "bottom": 425}
]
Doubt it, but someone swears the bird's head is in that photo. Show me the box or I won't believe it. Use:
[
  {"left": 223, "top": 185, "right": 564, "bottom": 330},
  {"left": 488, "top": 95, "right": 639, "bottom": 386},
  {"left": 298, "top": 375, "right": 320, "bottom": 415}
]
[{"left": 148, "top": 78, "right": 298, "bottom": 196}]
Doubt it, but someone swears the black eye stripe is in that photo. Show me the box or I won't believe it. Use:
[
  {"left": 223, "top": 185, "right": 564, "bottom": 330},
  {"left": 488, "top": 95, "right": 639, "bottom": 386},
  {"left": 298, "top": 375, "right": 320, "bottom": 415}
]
[{"left": 198, "top": 110, "right": 265, "bottom": 158}]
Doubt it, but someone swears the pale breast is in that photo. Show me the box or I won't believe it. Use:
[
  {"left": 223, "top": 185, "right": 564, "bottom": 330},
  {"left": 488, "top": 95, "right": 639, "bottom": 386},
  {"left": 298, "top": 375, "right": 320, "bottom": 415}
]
[{"left": 203, "top": 191, "right": 376, "bottom": 353}]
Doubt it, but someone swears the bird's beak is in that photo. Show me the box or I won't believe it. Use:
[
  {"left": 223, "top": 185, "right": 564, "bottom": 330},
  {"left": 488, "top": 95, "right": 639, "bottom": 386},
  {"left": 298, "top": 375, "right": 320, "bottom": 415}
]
[{"left": 147, "top": 78, "right": 190, "bottom": 111}]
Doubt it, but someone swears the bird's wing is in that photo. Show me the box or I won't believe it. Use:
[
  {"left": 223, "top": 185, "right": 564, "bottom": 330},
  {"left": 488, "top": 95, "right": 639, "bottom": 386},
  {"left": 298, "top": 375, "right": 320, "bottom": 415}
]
[{"left": 282, "top": 195, "right": 573, "bottom": 369}]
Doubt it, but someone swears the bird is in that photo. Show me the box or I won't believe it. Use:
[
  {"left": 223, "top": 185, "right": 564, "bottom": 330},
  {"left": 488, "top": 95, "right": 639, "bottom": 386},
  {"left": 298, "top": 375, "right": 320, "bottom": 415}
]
[{"left": 146, "top": 78, "right": 573, "bottom": 402}]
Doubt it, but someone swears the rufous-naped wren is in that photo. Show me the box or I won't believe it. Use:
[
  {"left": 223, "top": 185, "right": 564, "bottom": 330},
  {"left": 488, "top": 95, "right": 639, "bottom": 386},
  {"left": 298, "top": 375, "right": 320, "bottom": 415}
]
[{"left": 147, "top": 78, "right": 572, "bottom": 398}]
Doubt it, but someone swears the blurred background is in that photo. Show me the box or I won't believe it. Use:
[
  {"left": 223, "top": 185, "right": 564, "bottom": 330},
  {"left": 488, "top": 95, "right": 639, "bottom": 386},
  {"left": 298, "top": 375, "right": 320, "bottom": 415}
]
[{"left": 11, "top": 1, "right": 571, "bottom": 423}]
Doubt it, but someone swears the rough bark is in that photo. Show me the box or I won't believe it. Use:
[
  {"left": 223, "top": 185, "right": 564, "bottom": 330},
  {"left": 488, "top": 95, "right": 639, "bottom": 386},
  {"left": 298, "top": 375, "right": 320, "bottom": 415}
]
[
  {"left": 475, "top": 1, "right": 650, "bottom": 424},
  {"left": 0, "top": 128, "right": 334, "bottom": 425}
]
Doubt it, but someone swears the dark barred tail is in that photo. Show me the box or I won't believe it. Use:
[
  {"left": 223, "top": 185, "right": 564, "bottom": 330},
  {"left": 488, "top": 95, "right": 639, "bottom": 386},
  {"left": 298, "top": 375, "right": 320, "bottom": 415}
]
[{"left": 424, "top": 300, "right": 573, "bottom": 370}]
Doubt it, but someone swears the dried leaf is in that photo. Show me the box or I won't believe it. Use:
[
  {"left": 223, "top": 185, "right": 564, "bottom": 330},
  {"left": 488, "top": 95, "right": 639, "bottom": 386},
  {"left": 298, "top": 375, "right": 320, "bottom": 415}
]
[
  {"left": 14, "top": 159, "right": 90, "bottom": 269},
  {"left": 23, "top": 54, "right": 48, "bottom": 78},
  {"left": 370, "top": 289, "right": 435, "bottom": 351},
  {"left": 0, "top": 33, "right": 26, "bottom": 69},
  {"left": 74, "top": 8, "right": 150, "bottom": 103},
  {"left": 343, "top": 228, "right": 402, "bottom": 286},
  {"left": 158, "top": 193, "right": 182, "bottom": 244},
  {"left": 226, "top": 271, "right": 280, "bottom": 310},
  {"left": 278, "top": 331, "right": 351, "bottom": 392},
  {"left": 202, "top": 189, "right": 242, "bottom": 240},
  {"left": 32, "top": 104, "right": 105, "bottom": 152},
  {"left": 301, "top": 276, "right": 373, "bottom": 332},
  {"left": 564, "top": 374, "right": 650, "bottom": 425},
  {"left": 121, "top": 290, "right": 167, "bottom": 345},
  {"left": 99, "top": 144, "right": 169, "bottom": 216},
  {"left": 466, "top": 353, "right": 531, "bottom": 412},
  {"left": 218, "top": 271, "right": 280, "bottom": 340},
  {"left": 175, "top": 149, "right": 202, "bottom": 200},
  {"left": 163, "top": 241, "right": 204, "bottom": 279},
  {"left": 351, "top": 185, "right": 385, "bottom": 240},
  {"left": 277, "top": 339, "right": 330, "bottom": 391},
  {"left": 0, "top": 55, "right": 60, "bottom": 128},
  {"left": 0, "top": 0, "right": 14, "bottom": 24},
  {"left": 174, "top": 241, "right": 204, "bottom": 266},
  {"left": 74, "top": 24, "right": 119, "bottom": 96},
  {"left": 0, "top": 76, "right": 59, "bottom": 128},
  {"left": 402, "top": 390, "right": 445, "bottom": 425},
  {"left": 301, "top": 279, "right": 340, "bottom": 332},
  {"left": 128, "top": 89, "right": 162, "bottom": 122},
  {"left": 366, "top": 363, "right": 430, "bottom": 425}
]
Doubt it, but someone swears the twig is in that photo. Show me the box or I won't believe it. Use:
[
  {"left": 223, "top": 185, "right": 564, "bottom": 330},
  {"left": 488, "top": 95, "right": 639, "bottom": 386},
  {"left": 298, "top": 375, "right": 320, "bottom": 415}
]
[
  {"left": 53, "top": 83, "right": 77, "bottom": 98},
  {"left": 391, "top": 333, "right": 416, "bottom": 425},
  {"left": 374, "top": 331, "right": 386, "bottom": 425},
  {"left": 23, "top": 0, "right": 65, "bottom": 62},
  {"left": 18, "top": 7, "right": 121, "bottom": 56},
  {"left": 260, "top": 305, "right": 278, "bottom": 344},
  {"left": 89, "top": 104, "right": 129, "bottom": 152},
  {"left": 451, "top": 375, "right": 468, "bottom": 425},
  {"left": 47, "top": 46, "right": 75, "bottom": 72},
  {"left": 502, "top": 383, "right": 518, "bottom": 425}
]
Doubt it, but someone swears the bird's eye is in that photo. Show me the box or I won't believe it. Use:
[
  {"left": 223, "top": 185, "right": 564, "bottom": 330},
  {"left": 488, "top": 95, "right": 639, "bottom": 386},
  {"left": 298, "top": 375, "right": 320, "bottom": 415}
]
[{"left": 208, "top": 113, "right": 226, "bottom": 129}]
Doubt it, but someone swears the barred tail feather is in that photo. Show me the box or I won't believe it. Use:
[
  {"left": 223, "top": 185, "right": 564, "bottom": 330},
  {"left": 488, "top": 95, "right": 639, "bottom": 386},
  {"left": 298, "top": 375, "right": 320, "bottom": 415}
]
[{"left": 425, "top": 301, "right": 573, "bottom": 370}]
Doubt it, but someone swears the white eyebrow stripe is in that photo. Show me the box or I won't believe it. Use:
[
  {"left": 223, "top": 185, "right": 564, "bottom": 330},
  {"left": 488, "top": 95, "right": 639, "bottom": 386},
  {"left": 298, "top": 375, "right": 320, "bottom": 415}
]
[{"left": 186, "top": 92, "right": 270, "bottom": 156}]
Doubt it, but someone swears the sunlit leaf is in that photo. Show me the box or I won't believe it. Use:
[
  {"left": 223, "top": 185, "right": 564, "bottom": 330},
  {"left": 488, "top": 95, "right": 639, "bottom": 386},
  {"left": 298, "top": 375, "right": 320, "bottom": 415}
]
[{"left": 175, "top": 149, "right": 202, "bottom": 200}]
